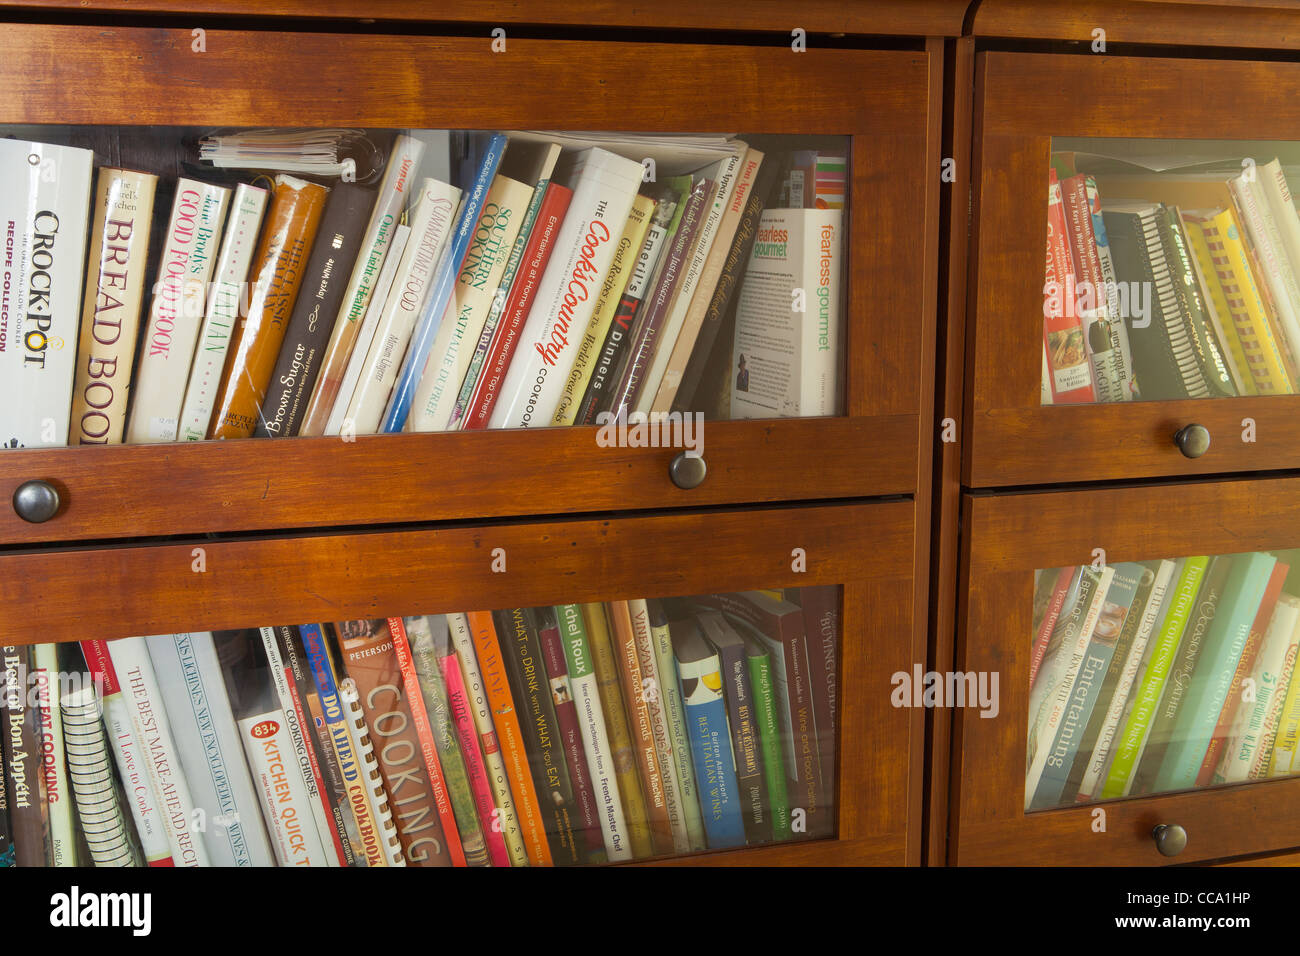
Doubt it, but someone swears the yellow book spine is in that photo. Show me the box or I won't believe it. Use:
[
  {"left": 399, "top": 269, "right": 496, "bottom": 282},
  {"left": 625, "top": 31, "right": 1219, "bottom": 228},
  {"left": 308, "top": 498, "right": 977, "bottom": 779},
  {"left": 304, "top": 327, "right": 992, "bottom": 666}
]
[
  {"left": 552, "top": 195, "right": 656, "bottom": 425},
  {"left": 1199, "top": 208, "right": 1294, "bottom": 395},
  {"left": 1181, "top": 215, "right": 1256, "bottom": 396},
  {"left": 1269, "top": 644, "right": 1300, "bottom": 776}
]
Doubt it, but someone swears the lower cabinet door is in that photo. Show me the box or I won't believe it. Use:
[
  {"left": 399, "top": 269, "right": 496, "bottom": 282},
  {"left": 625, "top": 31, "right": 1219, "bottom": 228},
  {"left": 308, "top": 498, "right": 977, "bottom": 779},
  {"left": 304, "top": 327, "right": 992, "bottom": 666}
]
[
  {"left": 952, "top": 478, "right": 1300, "bottom": 865},
  {"left": 2, "top": 500, "right": 917, "bottom": 866}
]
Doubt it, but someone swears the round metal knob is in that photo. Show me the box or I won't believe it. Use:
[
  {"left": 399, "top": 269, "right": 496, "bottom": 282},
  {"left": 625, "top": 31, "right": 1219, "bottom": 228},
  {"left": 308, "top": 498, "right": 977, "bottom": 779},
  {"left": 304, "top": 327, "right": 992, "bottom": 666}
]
[
  {"left": 12, "top": 479, "right": 61, "bottom": 523},
  {"left": 669, "top": 451, "right": 707, "bottom": 490},
  {"left": 1152, "top": 823, "right": 1187, "bottom": 857},
  {"left": 1173, "top": 424, "right": 1210, "bottom": 459}
]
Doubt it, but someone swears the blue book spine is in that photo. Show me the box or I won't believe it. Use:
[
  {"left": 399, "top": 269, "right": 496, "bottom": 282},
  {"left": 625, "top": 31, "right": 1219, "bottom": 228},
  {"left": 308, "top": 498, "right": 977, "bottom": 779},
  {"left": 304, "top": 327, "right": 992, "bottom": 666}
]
[
  {"left": 1155, "top": 552, "right": 1276, "bottom": 793},
  {"left": 299, "top": 623, "right": 361, "bottom": 788},
  {"left": 683, "top": 693, "right": 745, "bottom": 849},
  {"left": 381, "top": 132, "right": 509, "bottom": 432}
]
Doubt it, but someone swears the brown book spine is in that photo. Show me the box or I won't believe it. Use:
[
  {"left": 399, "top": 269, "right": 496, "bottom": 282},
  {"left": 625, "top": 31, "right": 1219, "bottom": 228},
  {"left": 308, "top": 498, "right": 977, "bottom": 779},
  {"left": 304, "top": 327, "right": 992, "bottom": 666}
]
[
  {"left": 608, "top": 600, "right": 674, "bottom": 855},
  {"left": 337, "top": 617, "right": 451, "bottom": 866},
  {"left": 70, "top": 168, "right": 159, "bottom": 445},
  {"left": 209, "top": 175, "right": 328, "bottom": 439},
  {"left": 2, "top": 646, "right": 47, "bottom": 866}
]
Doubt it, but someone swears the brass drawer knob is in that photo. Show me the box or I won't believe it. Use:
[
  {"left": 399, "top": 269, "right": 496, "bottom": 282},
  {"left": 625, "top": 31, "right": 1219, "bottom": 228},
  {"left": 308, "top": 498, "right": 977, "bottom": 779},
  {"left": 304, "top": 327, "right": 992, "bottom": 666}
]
[
  {"left": 13, "top": 479, "right": 61, "bottom": 523},
  {"left": 1173, "top": 424, "right": 1210, "bottom": 459},
  {"left": 669, "top": 451, "right": 707, "bottom": 490},
  {"left": 1152, "top": 823, "right": 1187, "bottom": 857}
]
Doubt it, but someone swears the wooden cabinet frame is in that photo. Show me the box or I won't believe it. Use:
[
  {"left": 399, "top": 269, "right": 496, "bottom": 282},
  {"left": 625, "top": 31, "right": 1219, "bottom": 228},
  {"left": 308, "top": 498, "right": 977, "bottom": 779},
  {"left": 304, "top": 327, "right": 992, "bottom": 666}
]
[{"left": 951, "top": 476, "right": 1300, "bottom": 865}]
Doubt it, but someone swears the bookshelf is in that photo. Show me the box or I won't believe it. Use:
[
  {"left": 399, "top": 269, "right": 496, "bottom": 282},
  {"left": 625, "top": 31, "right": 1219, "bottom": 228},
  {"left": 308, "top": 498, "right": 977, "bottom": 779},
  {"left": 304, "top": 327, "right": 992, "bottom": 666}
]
[{"left": 0, "top": 4, "right": 955, "bottom": 868}]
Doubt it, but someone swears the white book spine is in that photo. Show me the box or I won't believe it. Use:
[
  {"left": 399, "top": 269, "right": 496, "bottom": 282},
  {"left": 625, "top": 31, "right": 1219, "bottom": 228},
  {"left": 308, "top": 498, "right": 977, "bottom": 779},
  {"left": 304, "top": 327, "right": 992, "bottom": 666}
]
[
  {"left": 256, "top": 627, "right": 337, "bottom": 865},
  {"left": 629, "top": 600, "right": 689, "bottom": 853},
  {"left": 1219, "top": 597, "right": 1300, "bottom": 783},
  {"left": 0, "top": 139, "right": 94, "bottom": 449},
  {"left": 636, "top": 149, "right": 745, "bottom": 415},
  {"left": 325, "top": 224, "right": 411, "bottom": 436},
  {"left": 146, "top": 632, "right": 276, "bottom": 867},
  {"left": 238, "top": 707, "right": 326, "bottom": 866},
  {"left": 489, "top": 148, "right": 645, "bottom": 429},
  {"left": 338, "top": 677, "right": 404, "bottom": 866},
  {"left": 61, "top": 684, "right": 138, "bottom": 867},
  {"left": 32, "top": 644, "right": 75, "bottom": 865},
  {"left": 106, "top": 636, "right": 211, "bottom": 866},
  {"left": 178, "top": 183, "right": 269, "bottom": 441},
  {"left": 1231, "top": 173, "right": 1300, "bottom": 359},
  {"left": 100, "top": 683, "right": 171, "bottom": 864},
  {"left": 1261, "top": 158, "right": 1300, "bottom": 301},
  {"left": 410, "top": 175, "right": 534, "bottom": 432},
  {"left": 126, "top": 180, "right": 231, "bottom": 443},
  {"left": 345, "top": 179, "right": 461, "bottom": 435},
  {"left": 651, "top": 615, "right": 706, "bottom": 851},
  {"left": 446, "top": 611, "right": 528, "bottom": 865}
]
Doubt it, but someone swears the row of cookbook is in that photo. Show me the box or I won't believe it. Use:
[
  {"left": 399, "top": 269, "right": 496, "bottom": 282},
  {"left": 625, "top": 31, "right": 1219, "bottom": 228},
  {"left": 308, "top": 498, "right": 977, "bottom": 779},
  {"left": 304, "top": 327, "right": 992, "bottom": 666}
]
[
  {"left": 1027, "top": 552, "right": 1300, "bottom": 810},
  {"left": 0, "top": 587, "right": 839, "bottom": 867},
  {"left": 0, "top": 129, "right": 846, "bottom": 451},
  {"left": 1042, "top": 151, "right": 1300, "bottom": 404}
]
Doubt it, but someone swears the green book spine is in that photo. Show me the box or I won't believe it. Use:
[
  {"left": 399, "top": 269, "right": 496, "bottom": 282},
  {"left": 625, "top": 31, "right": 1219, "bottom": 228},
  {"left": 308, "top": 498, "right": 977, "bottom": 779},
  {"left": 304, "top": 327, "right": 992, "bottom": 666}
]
[
  {"left": 1100, "top": 555, "right": 1210, "bottom": 799},
  {"left": 648, "top": 604, "right": 707, "bottom": 851},
  {"left": 746, "top": 641, "right": 791, "bottom": 841},
  {"left": 404, "top": 614, "right": 490, "bottom": 867}
]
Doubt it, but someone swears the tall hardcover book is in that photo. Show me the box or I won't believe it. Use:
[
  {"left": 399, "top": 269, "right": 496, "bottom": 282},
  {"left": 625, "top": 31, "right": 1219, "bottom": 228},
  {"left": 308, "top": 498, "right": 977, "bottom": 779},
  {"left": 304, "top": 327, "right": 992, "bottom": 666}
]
[
  {"left": 489, "top": 147, "right": 647, "bottom": 428},
  {"left": 209, "top": 175, "right": 329, "bottom": 438},
  {"left": 0, "top": 139, "right": 94, "bottom": 449},
  {"left": 301, "top": 134, "right": 425, "bottom": 434},
  {"left": 70, "top": 168, "right": 159, "bottom": 445},
  {"left": 670, "top": 617, "right": 745, "bottom": 849},
  {"left": 336, "top": 618, "right": 451, "bottom": 866},
  {"left": 32, "top": 644, "right": 74, "bottom": 866},
  {"left": 178, "top": 183, "right": 270, "bottom": 440},
  {"left": 2, "top": 646, "right": 46, "bottom": 866},
  {"left": 126, "top": 179, "right": 231, "bottom": 443},
  {"left": 252, "top": 180, "right": 378, "bottom": 438},
  {"left": 730, "top": 207, "right": 844, "bottom": 418},
  {"left": 741, "top": 630, "right": 792, "bottom": 841},
  {"left": 337, "top": 675, "right": 404, "bottom": 865},
  {"left": 648, "top": 600, "right": 707, "bottom": 851},
  {"left": 145, "top": 632, "right": 275, "bottom": 867},
  {"left": 60, "top": 681, "right": 137, "bottom": 866},
  {"left": 791, "top": 584, "right": 839, "bottom": 819}
]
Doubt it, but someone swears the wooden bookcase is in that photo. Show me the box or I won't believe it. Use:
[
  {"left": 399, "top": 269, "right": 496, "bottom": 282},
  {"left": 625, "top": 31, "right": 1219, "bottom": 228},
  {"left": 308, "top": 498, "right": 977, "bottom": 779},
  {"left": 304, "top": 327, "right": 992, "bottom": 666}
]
[{"left": 0, "top": 2, "right": 962, "bottom": 867}]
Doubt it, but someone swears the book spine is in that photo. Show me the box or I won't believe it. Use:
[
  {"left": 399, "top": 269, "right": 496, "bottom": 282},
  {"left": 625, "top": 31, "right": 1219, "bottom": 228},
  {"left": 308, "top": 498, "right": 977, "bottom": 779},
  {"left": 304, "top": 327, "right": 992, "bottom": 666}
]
[
  {"left": 553, "top": 194, "right": 655, "bottom": 425},
  {"left": 237, "top": 706, "right": 325, "bottom": 866},
  {"left": 337, "top": 677, "right": 404, "bottom": 865},
  {"left": 70, "top": 168, "right": 159, "bottom": 444},
  {"left": 405, "top": 614, "right": 488, "bottom": 866},
  {"left": 1030, "top": 568, "right": 1079, "bottom": 688},
  {"left": 104, "top": 637, "right": 210, "bottom": 866},
  {"left": 1218, "top": 596, "right": 1300, "bottom": 783},
  {"left": 747, "top": 642, "right": 791, "bottom": 841},
  {"left": 0, "top": 140, "right": 94, "bottom": 450},
  {"left": 323, "top": 224, "right": 411, "bottom": 435},
  {"left": 3, "top": 647, "right": 46, "bottom": 865},
  {"left": 461, "top": 183, "right": 574, "bottom": 430},
  {"left": 607, "top": 177, "right": 713, "bottom": 416},
  {"left": 209, "top": 175, "right": 330, "bottom": 438},
  {"left": 609, "top": 600, "right": 675, "bottom": 855},
  {"left": 298, "top": 623, "right": 386, "bottom": 867},
  {"left": 464, "top": 610, "right": 553, "bottom": 866},
  {"left": 381, "top": 133, "right": 507, "bottom": 432},
  {"left": 410, "top": 175, "right": 533, "bottom": 432},
  {"left": 704, "top": 614, "right": 770, "bottom": 843},
  {"left": 78, "top": 640, "right": 173, "bottom": 865},
  {"left": 178, "top": 184, "right": 269, "bottom": 440},
  {"left": 1084, "top": 177, "right": 1139, "bottom": 400},
  {"left": 1251, "top": 640, "right": 1299, "bottom": 778},
  {"left": 1162, "top": 206, "right": 1235, "bottom": 397},
  {"left": 583, "top": 602, "right": 654, "bottom": 858},
  {"left": 1101, "top": 556, "right": 1209, "bottom": 798},
  {"left": 577, "top": 195, "right": 678, "bottom": 424},
  {"left": 528, "top": 608, "right": 606, "bottom": 863},
  {"left": 258, "top": 627, "right": 337, "bottom": 865},
  {"left": 1268, "top": 629, "right": 1300, "bottom": 776},
  {"left": 798, "top": 585, "right": 839, "bottom": 823},
  {"left": 649, "top": 604, "right": 707, "bottom": 850},
  {"left": 345, "top": 181, "right": 461, "bottom": 435},
  {"left": 126, "top": 179, "right": 231, "bottom": 442},
  {"left": 144, "top": 633, "right": 276, "bottom": 867},
  {"left": 300, "top": 134, "right": 424, "bottom": 434},
  {"left": 557, "top": 603, "right": 634, "bottom": 861},
  {"left": 1060, "top": 174, "right": 1128, "bottom": 403},
  {"left": 1230, "top": 173, "right": 1300, "bottom": 369},
  {"left": 439, "top": 617, "right": 512, "bottom": 866},
  {"left": 1043, "top": 171, "right": 1096, "bottom": 403},
  {"left": 253, "top": 181, "right": 379, "bottom": 438},
  {"left": 32, "top": 644, "right": 74, "bottom": 865},
  {"left": 1180, "top": 212, "right": 1252, "bottom": 396},
  {"left": 0, "top": 655, "right": 12, "bottom": 865},
  {"left": 60, "top": 683, "right": 137, "bottom": 866},
  {"left": 384, "top": 617, "right": 465, "bottom": 867},
  {"left": 489, "top": 148, "right": 647, "bottom": 428}
]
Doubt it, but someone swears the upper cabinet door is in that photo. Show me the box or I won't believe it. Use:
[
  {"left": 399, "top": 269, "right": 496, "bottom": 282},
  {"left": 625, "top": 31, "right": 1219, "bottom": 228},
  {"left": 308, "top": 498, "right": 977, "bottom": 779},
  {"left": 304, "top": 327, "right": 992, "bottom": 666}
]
[
  {"left": 967, "top": 51, "right": 1300, "bottom": 487},
  {"left": 0, "top": 25, "right": 939, "bottom": 545}
]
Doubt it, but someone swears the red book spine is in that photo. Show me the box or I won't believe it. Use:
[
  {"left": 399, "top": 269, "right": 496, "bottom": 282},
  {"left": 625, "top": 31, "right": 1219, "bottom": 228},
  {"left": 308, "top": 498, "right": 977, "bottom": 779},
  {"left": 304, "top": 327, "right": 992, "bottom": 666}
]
[
  {"left": 1028, "top": 567, "right": 1077, "bottom": 688},
  {"left": 462, "top": 183, "right": 573, "bottom": 430},
  {"left": 440, "top": 645, "right": 511, "bottom": 866},
  {"left": 386, "top": 618, "right": 466, "bottom": 867},
  {"left": 1196, "top": 561, "right": 1289, "bottom": 786},
  {"left": 1044, "top": 170, "right": 1096, "bottom": 403}
]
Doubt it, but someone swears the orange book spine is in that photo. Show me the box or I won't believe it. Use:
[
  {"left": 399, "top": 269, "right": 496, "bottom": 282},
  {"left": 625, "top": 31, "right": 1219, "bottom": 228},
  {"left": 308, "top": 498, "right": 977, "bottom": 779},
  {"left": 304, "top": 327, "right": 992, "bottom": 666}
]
[
  {"left": 209, "top": 175, "right": 328, "bottom": 438},
  {"left": 465, "top": 610, "right": 553, "bottom": 867}
]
